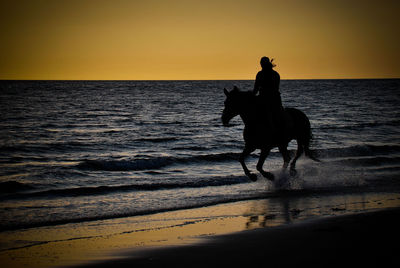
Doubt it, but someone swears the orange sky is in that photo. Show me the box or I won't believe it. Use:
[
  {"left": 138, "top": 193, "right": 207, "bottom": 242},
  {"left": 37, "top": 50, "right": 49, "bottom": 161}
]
[{"left": 1, "top": 0, "right": 399, "bottom": 80}]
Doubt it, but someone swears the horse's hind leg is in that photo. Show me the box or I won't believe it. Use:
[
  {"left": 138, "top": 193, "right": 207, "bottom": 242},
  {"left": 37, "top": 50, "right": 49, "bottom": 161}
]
[
  {"left": 256, "top": 149, "right": 274, "bottom": 181},
  {"left": 240, "top": 147, "right": 257, "bottom": 182},
  {"left": 279, "top": 145, "right": 291, "bottom": 170},
  {"left": 290, "top": 142, "right": 304, "bottom": 176}
]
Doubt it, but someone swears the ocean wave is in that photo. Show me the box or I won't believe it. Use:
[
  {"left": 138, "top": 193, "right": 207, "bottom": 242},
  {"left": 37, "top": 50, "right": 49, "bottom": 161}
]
[
  {"left": 318, "top": 119, "right": 400, "bottom": 130},
  {"left": 0, "top": 181, "right": 34, "bottom": 194},
  {"left": 316, "top": 144, "right": 400, "bottom": 158},
  {"left": 135, "top": 137, "right": 179, "bottom": 143},
  {"left": 77, "top": 158, "right": 173, "bottom": 171},
  {"left": 75, "top": 144, "right": 400, "bottom": 172},
  {"left": 3, "top": 176, "right": 249, "bottom": 199},
  {"left": 77, "top": 152, "right": 240, "bottom": 171},
  {"left": 0, "top": 141, "right": 94, "bottom": 153},
  {"left": 172, "top": 145, "right": 210, "bottom": 151},
  {"left": 329, "top": 156, "right": 400, "bottom": 167}
]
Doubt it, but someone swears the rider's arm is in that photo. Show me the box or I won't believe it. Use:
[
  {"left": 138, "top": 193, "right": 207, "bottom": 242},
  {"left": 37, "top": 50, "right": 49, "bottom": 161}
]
[
  {"left": 253, "top": 73, "right": 260, "bottom": 95},
  {"left": 273, "top": 71, "right": 280, "bottom": 92}
]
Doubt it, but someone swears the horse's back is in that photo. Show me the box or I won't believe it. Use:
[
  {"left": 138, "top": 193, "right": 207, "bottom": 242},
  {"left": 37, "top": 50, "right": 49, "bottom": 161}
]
[{"left": 285, "top": 106, "right": 308, "bottom": 120}]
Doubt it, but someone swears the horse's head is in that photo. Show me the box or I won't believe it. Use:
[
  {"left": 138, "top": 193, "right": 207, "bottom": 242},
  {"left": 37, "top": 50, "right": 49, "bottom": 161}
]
[{"left": 222, "top": 86, "right": 242, "bottom": 127}]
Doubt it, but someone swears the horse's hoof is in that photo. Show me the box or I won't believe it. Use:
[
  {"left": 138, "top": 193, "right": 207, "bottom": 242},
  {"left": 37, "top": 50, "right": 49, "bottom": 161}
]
[
  {"left": 260, "top": 171, "right": 274, "bottom": 181},
  {"left": 248, "top": 173, "right": 258, "bottom": 182},
  {"left": 265, "top": 172, "right": 275, "bottom": 181}
]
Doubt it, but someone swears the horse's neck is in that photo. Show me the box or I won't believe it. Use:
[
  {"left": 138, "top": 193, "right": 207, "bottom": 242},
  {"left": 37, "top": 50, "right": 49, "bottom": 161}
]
[{"left": 240, "top": 111, "right": 255, "bottom": 125}]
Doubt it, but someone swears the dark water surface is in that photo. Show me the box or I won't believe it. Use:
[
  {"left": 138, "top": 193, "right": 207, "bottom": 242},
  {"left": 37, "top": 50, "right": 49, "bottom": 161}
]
[{"left": 1, "top": 79, "right": 399, "bottom": 231}]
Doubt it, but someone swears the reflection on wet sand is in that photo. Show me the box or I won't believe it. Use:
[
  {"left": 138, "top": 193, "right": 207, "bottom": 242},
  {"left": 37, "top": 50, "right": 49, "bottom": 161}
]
[{"left": 244, "top": 192, "right": 399, "bottom": 229}]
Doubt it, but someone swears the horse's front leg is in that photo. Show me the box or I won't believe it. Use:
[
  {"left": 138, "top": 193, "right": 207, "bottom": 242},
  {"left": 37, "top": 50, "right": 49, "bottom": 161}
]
[
  {"left": 239, "top": 147, "right": 257, "bottom": 181},
  {"left": 256, "top": 149, "right": 274, "bottom": 181}
]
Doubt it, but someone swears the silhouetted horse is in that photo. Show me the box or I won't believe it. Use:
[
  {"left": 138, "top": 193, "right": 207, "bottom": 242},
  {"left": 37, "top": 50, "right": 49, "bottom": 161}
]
[{"left": 222, "top": 86, "right": 319, "bottom": 181}]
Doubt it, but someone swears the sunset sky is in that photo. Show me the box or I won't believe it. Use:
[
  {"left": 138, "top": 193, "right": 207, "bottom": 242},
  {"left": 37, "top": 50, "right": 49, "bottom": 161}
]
[{"left": 1, "top": 0, "right": 399, "bottom": 80}]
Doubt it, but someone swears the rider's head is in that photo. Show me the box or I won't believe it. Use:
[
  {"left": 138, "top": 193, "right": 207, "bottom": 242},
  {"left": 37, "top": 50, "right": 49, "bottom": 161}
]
[{"left": 260, "top": 57, "right": 275, "bottom": 69}]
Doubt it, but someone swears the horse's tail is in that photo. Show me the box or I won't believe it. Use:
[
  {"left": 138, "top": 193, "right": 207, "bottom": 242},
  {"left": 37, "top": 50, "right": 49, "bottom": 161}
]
[{"left": 303, "top": 125, "right": 320, "bottom": 162}]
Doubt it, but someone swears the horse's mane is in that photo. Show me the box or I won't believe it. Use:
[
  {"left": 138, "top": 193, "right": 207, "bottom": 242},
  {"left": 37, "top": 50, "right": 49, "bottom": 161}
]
[
  {"left": 238, "top": 90, "right": 254, "bottom": 97},
  {"left": 231, "top": 88, "right": 256, "bottom": 102}
]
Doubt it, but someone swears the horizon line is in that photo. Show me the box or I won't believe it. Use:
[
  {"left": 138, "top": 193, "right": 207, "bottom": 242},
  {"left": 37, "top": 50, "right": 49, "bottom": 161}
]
[{"left": 1, "top": 77, "right": 399, "bottom": 82}]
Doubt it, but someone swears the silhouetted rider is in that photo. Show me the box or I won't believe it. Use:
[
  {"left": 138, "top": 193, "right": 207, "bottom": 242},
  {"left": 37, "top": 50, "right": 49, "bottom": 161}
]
[{"left": 253, "top": 57, "right": 285, "bottom": 138}]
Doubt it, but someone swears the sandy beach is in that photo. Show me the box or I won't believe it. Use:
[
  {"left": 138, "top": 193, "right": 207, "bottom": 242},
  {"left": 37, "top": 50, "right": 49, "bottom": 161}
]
[
  {"left": 80, "top": 207, "right": 400, "bottom": 267},
  {"left": 2, "top": 191, "right": 400, "bottom": 268}
]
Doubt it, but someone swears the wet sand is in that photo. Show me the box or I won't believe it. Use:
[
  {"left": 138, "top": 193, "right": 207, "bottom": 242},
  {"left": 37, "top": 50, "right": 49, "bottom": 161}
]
[{"left": 81, "top": 207, "right": 400, "bottom": 267}]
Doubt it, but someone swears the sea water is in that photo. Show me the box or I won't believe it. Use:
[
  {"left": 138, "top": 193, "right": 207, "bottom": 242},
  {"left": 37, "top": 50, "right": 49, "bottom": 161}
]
[{"left": 1, "top": 79, "right": 399, "bottom": 231}]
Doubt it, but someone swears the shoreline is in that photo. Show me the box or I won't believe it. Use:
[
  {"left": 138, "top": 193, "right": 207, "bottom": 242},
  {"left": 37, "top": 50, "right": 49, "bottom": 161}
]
[{"left": 82, "top": 207, "right": 400, "bottom": 267}]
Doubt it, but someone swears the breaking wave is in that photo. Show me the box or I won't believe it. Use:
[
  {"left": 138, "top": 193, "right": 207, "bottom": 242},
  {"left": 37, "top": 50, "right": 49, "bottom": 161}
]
[
  {"left": 3, "top": 175, "right": 250, "bottom": 199},
  {"left": 76, "top": 144, "right": 400, "bottom": 172},
  {"left": 77, "top": 152, "right": 240, "bottom": 171}
]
